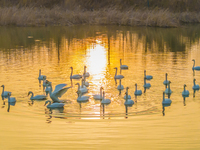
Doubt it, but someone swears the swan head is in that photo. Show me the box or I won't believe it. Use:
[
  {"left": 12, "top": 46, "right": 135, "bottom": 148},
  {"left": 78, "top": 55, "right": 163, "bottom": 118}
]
[
  {"left": 70, "top": 67, "right": 73, "bottom": 69},
  {"left": 27, "top": 91, "right": 32, "bottom": 96},
  {"left": 1, "top": 85, "right": 4, "bottom": 87},
  {"left": 184, "top": 84, "right": 187, "bottom": 87},
  {"left": 192, "top": 59, "right": 195, "bottom": 61},
  {"left": 114, "top": 67, "right": 117, "bottom": 70},
  {"left": 194, "top": 78, "right": 196, "bottom": 81},
  {"left": 44, "top": 100, "right": 51, "bottom": 106}
]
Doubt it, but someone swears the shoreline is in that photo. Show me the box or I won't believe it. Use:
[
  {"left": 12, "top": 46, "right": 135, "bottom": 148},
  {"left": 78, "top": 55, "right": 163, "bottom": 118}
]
[{"left": 0, "top": 6, "right": 200, "bottom": 28}]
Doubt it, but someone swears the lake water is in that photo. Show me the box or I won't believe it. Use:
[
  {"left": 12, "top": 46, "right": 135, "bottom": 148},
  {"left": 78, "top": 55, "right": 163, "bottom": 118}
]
[{"left": 0, "top": 25, "right": 200, "bottom": 149}]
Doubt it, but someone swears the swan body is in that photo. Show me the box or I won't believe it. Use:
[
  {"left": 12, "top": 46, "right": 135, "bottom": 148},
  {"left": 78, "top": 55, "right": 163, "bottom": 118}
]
[
  {"left": 123, "top": 87, "right": 131, "bottom": 99},
  {"left": 144, "top": 70, "right": 153, "bottom": 80},
  {"left": 163, "top": 73, "right": 170, "bottom": 85},
  {"left": 114, "top": 67, "right": 124, "bottom": 79},
  {"left": 143, "top": 78, "right": 151, "bottom": 88},
  {"left": 162, "top": 92, "right": 172, "bottom": 105},
  {"left": 134, "top": 84, "right": 142, "bottom": 96},
  {"left": 182, "top": 84, "right": 189, "bottom": 97},
  {"left": 101, "top": 91, "right": 111, "bottom": 105},
  {"left": 38, "top": 69, "right": 46, "bottom": 80},
  {"left": 7, "top": 93, "right": 16, "bottom": 103},
  {"left": 76, "top": 82, "right": 88, "bottom": 94},
  {"left": 192, "top": 59, "right": 200, "bottom": 70},
  {"left": 193, "top": 78, "right": 200, "bottom": 90},
  {"left": 77, "top": 91, "right": 89, "bottom": 102},
  {"left": 28, "top": 91, "right": 47, "bottom": 100},
  {"left": 165, "top": 81, "right": 172, "bottom": 95},
  {"left": 120, "top": 59, "right": 128, "bottom": 69},
  {"left": 83, "top": 66, "right": 90, "bottom": 77},
  {"left": 93, "top": 87, "right": 103, "bottom": 100},
  {"left": 1, "top": 85, "right": 11, "bottom": 98},
  {"left": 70, "top": 67, "right": 82, "bottom": 79},
  {"left": 117, "top": 80, "right": 124, "bottom": 90},
  {"left": 44, "top": 100, "right": 65, "bottom": 108},
  {"left": 49, "top": 83, "right": 71, "bottom": 103}
]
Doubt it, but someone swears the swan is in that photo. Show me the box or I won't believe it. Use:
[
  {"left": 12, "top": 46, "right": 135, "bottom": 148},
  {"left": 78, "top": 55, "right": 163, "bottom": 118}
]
[
  {"left": 1, "top": 85, "right": 11, "bottom": 98},
  {"left": 28, "top": 91, "right": 47, "bottom": 100},
  {"left": 134, "top": 83, "right": 142, "bottom": 96},
  {"left": 117, "top": 79, "right": 124, "bottom": 90},
  {"left": 182, "top": 84, "right": 189, "bottom": 97},
  {"left": 77, "top": 91, "right": 90, "bottom": 102},
  {"left": 192, "top": 78, "right": 200, "bottom": 90},
  {"left": 101, "top": 91, "right": 111, "bottom": 105},
  {"left": 44, "top": 100, "right": 65, "bottom": 108},
  {"left": 165, "top": 81, "right": 172, "bottom": 95},
  {"left": 38, "top": 69, "right": 46, "bottom": 80},
  {"left": 49, "top": 82, "right": 72, "bottom": 103},
  {"left": 162, "top": 91, "right": 172, "bottom": 106},
  {"left": 7, "top": 93, "right": 16, "bottom": 103},
  {"left": 143, "top": 78, "right": 151, "bottom": 88},
  {"left": 192, "top": 59, "right": 200, "bottom": 70},
  {"left": 83, "top": 66, "right": 90, "bottom": 77},
  {"left": 70, "top": 67, "right": 82, "bottom": 79},
  {"left": 124, "top": 91, "right": 134, "bottom": 106},
  {"left": 144, "top": 70, "right": 153, "bottom": 80},
  {"left": 83, "top": 76, "right": 89, "bottom": 87},
  {"left": 123, "top": 87, "right": 131, "bottom": 99},
  {"left": 163, "top": 73, "right": 170, "bottom": 86},
  {"left": 75, "top": 82, "right": 88, "bottom": 94},
  {"left": 42, "top": 77, "right": 50, "bottom": 91},
  {"left": 114, "top": 67, "right": 124, "bottom": 79},
  {"left": 120, "top": 59, "right": 128, "bottom": 69},
  {"left": 93, "top": 87, "right": 103, "bottom": 100}
]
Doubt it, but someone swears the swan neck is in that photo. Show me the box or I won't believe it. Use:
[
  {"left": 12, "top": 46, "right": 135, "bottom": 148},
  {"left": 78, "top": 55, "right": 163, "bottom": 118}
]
[
  {"left": 1, "top": 86, "right": 4, "bottom": 94},
  {"left": 30, "top": 92, "right": 34, "bottom": 98},
  {"left": 70, "top": 68, "right": 73, "bottom": 76},
  {"left": 115, "top": 68, "right": 117, "bottom": 76},
  {"left": 194, "top": 80, "right": 196, "bottom": 86},
  {"left": 39, "top": 70, "right": 41, "bottom": 76},
  {"left": 120, "top": 59, "right": 122, "bottom": 65},
  {"left": 193, "top": 60, "right": 195, "bottom": 67},
  {"left": 184, "top": 85, "right": 186, "bottom": 91},
  {"left": 135, "top": 84, "right": 137, "bottom": 91}
]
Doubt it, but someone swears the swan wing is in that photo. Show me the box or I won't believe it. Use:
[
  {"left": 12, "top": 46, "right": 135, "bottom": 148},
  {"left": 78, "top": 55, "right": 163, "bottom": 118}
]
[
  {"left": 54, "top": 84, "right": 67, "bottom": 93},
  {"left": 52, "top": 86, "right": 71, "bottom": 98}
]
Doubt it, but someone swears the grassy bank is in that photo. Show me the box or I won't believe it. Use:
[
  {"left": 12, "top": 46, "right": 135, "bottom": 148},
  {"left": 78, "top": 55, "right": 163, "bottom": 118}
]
[{"left": 0, "top": 0, "right": 200, "bottom": 27}]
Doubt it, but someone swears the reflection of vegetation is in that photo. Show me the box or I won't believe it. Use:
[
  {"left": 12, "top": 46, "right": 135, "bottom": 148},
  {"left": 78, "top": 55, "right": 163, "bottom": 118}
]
[{"left": 0, "top": 25, "right": 200, "bottom": 52}]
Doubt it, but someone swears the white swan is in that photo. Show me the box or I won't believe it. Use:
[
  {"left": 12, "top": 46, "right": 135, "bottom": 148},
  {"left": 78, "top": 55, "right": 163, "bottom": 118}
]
[
  {"left": 93, "top": 87, "right": 103, "bottom": 100},
  {"left": 83, "top": 66, "right": 90, "bottom": 77},
  {"left": 38, "top": 69, "right": 46, "bottom": 80},
  {"left": 182, "top": 84, "right": 189, "bottom": 97},
  {"left": 144, "top": 70, "right": 153, "bottom": 80},
  {"left": 44, "top": 100, "right": 65, "bottom": 108},
  {"left": 120, "top": 59, "right": 128, "bottom": 69},
  {"left": 7, "top": 93, "right": 16, "bottom": 103},
  {"left": 28, "top": 91, "right": 47, "bottom": 100},
  {"left": 1, "top": 85, "right": 11, "bottom": 98},
  {"left": 124, "top": 91, "right": 134, "bottom": 106},
  {"left": 101, "top": 91, "right": 111, "bottom": 105},
  {"left": 117, "top": 79, "right": 124, "bottom": 90},
  {"left": 123, "top": 87, "right": 131, "bottom": 99},
  {"left": 76, "top": 82, "right": 88, "bottom": 94},
  {"left": 49, "top": 83, "right": 71, "bottom": 103},
  {"left": 134, "top": 83, "right": 142, "bottom": 96},
  {"left": 114, "top": 67, "right": 124, "bottom": 79},
  {"left": 77, "top": 91, "right": 90, "bottom": 102},
  {"left": 143, "top": 78, "right": 151, "bottom": 88},
  {"left": 193, "top": 78, "right": 200, "bottom": 90},
  {"left": 192, "top": 59, "right": 200, "bottom": 70},
  {"left": 163, "top": 73, "right": 170, "bottom": 85},
  {"left": 165, "top": 81, "right": 172, "bottom": 95},
  {"left": 70, "top": 67, "right": 82, "bottom": 79},
  {"left": 83, "top": 76, "right": 89, "bottom": 87},
  {"left": 162, "top": 91, "right": 172, "bottom": 105}
]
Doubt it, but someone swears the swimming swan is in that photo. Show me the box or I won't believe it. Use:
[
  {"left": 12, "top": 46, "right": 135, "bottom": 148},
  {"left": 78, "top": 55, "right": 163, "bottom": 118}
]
[
  {"left": 123, "top": 87, "right": 131, "bottom": 99},
  {"left": 7, "top": 93, "right": 16, "bottom": 103},
  {"left": 75, "top": 82, "right": 88, "bottom": 94},
  {"left": 70, "top": 67, "right": 82, "bottom": 79},
  {"left": 83, "top": 66, "right": 90, "bottom": 77},
  {"left": 114, "top": 67, "right": 124, "bottom": 79},
  {"left": 134, "top": 83, "right": 142, "bottom": 96},
  {"left": 1, "top": 85, "right": 11, "bottom": 98},
  {"left": 101, "top": 91, "right": 111, "bottom": 105},
  {"left": 93, "top": 87, "right": 103, "bottom": 100},
  {"left": 143, "top": 78, "right": 151, "bottom": 88},
  {"left": 163, "top": 73, "right": 170, "bottom": 86},
  {"left": 117, "top": 79, "right": 124, "bottom": 90},
  {"left": 120, "top": 59, "right": 128, "bottom": 69},
  {"left": 162, "top": 91, "right": 172, "bottom": 105},
  {"left": 44, "top": 100, "right": 65, "bottom": 108},
  {"left": 77, "top": 91, "right": 90, "bottom": 102},
  {"left": 182, "top": 84, "right": 189, "bottom": 97},
  {"left": 83, "top": 76, "right": 89, "bottom": 87},
  {"left": 124, "top": 91, "right": 134, "bottom": 106},
  {"left": 144, "top": 70, "right": 153, "bottom": 80},
  {"left": 193, "top": 78, "right": 200, "bottom": 90},
  {"left": 38, "top": 69, "right": 46, "bottom": 80},
  {"left": 192, "top": 59, "right": 200, "bottom": 70},
  {"left": 28, "top": 91, "right": 47, "bottom": 100},
  {"left": 165, "top": 81, "right": 172, "bottom": 95}
]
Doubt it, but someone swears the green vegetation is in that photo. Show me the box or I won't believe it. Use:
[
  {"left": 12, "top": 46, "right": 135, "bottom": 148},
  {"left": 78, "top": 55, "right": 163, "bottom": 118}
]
[{"left": 0, "top": 0, "right": 200, "bottom": 27}]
